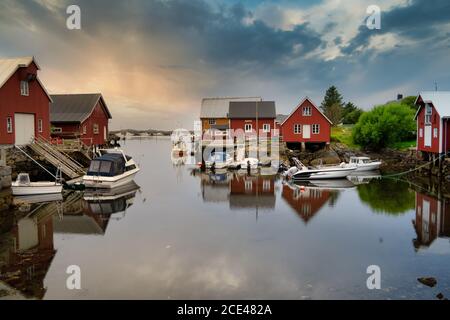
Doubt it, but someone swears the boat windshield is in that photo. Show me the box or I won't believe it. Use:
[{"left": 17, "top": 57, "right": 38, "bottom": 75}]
[
  {"left": 18, "top": 174, "right": 30, "bottom": 185},
  {"left": 87, "top": 153, "right": 126, "bottom": 176}
]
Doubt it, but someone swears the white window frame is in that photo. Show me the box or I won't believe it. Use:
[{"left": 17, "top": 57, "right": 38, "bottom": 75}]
[
  {"left": 425, "top": 104, "right": 432, "bottom": 125},
  {"left": 38, "top": 119, "right": 43, "bottom": 133},
  {"left": 294, "top": 124, "right": 301, "bottom": 134},
  {"left": 303, "top": 106, "right": 311, "bottom": 116},
  {"left": 52, "top": 127, "right": 62, "bottom": 133},
  {"left": 82, "top": 125, "right": 87, "bottom": 135},
  {"left": 263, "top": 179, "right": 270, "bottom": 192},
  {"left": 262, "top": 123, "right": 270, "bottom": 133},
  {"left": 245, "top": 179, "right": 252, "bottom": 191},
  {"left": 93, "top": 123, "right": 99, "bottom": 134},
  {"left": 244, "top": 123, "right": 252, "bottom": 133},
  {"left": 433, "top": 127, "right": 438, "bottom": 138},
  {"left": 419, "top": 128, "right": 423, "bottom": 138},
  {"left": 208, "top": 119, "right": 216, "bottom": 125},
  {"left": 6, "top": 117, "right": 13, "bottom": 133},
  {"left": 312, "top": 124, "right": 320, "bottom": 134},
  {"left": 20, "top": 81, "right": 29, "bottom": 96}
]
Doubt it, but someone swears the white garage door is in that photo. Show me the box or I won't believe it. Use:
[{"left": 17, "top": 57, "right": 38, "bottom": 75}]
[{"left": 14, "top": 113, "right": 35, "bottom": 145}]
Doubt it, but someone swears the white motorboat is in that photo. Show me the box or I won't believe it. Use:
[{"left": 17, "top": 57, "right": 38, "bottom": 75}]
[
  {"left": 83, "top": 149, "right": 140, "bottom": 189},
  {"left": 12, "top": 173, "right": 63, "bottom": 196},
  {"left": 286, "top": 158, "right": 357, "bottom": 180},
  {"left": 239, "top": 158, "right": 259, "bottom": 170},
  {"left": 345, "top": 156, "right": 382, "bottom": 171},
  {"left": 205, "top": 152, "right": 233, "bottom": 169}
]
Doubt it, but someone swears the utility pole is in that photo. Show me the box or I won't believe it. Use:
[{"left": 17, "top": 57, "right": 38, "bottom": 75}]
[
  {"left": 256, "top": 100, "right": 259, "bottom": 160},
  {"left": 435, "top": 81, "right": 438, "bottom": 91}
]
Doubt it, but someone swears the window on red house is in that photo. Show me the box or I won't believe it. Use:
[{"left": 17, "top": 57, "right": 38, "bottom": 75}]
[{"left": 6, "top": 117, "right": 12, "bottom": 133}]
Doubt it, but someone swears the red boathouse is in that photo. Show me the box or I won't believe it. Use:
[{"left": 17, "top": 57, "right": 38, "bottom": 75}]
[
  {"left": 0, "top": 56, "right": 52, "bottom": 145},
  {"left": 50, "top": 93, "right": 112, "bottom": 146}
]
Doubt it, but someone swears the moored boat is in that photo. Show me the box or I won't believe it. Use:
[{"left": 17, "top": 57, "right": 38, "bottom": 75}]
[
  {"left": 205, "top": 152, "right": 233, "bottom": 169},
  {"left": 286, "top": 158, "right": 356, "bottom": 180},
  {"left": 12, "top": 173, "right": 63, "bottom": 196},
  {"left": 83, "top": 149, "right": 140, "bottom": 189},
  {"left": 239, "top": 158, "right": 259, "bottom": 170},
  {"left": 345, "top": 156, "right": 382, "bottom": 171}
]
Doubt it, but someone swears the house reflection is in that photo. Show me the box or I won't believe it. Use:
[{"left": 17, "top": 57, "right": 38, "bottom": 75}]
[
  {"left": 0, "top": 201, "right": 57, "bottom": 299},
  {"left": 413, "top": 191, "right": 450, "bottom": 250},
  {"left": 282, "top": 181, "right": 343, "bottom": 224},
  {"left": 0, "top": 182, "right": 140, "bottom": 299},
  {"left": 200, "top": 171, "right": 277, "bottom": 211}
]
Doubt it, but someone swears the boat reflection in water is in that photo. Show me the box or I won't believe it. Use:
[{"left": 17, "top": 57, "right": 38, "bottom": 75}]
[
  {"left": 0, "top": 182, "right": 140, "bottom": 299},
  {"left": 413, "top": 191, "right": 450, "bottom": 251},
  {"left": 281, "top": 180, "right": 349, "bottom": 224}
]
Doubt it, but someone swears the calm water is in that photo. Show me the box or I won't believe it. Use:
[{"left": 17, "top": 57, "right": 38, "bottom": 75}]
[{"left": 1, "top": 138, "right": 449, "bottom": 300}]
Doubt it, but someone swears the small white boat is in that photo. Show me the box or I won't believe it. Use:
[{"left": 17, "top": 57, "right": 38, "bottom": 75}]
[
  {"left": 83, "top": 149, "right": 140, "bottom": 189},
  {"left": 287, "top": 158, "right": 356, "bottom": 180},
  {"left": 345, "top": 156, "right": 382, "bottom": 171},
  {"left": 12, "top": 173, "right": 63, "bottom": 196},
  {"left": 205, "top": 152, "right": 233, "bottom": 169},
  {"left": 239, "top": 158, "right": 259, "bottom": 170}
]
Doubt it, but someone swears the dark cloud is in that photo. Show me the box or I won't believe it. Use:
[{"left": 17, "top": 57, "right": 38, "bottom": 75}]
[{"left": 343, "top": 0, "right": 450, "bottom": 54}]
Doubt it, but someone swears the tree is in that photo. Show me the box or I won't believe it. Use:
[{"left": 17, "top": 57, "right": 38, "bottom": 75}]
[
  {"left": 352, "top": 102, "right": 416, "bottom": 150},
  {"left": 400, "top": 96, "right": 418, "bottom": 110},
  {"left": 321, "top": 86, "right": 343, "bottom": 125},
  {"left": 342, "top": 102, "right": 363, "bottom": 124},
  {"left": 343, "top": 109, "right": 363, "bottom": 124}
]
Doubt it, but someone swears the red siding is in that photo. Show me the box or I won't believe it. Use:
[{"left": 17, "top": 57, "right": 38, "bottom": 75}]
[
  {"left": 416, "top": 99, "right": 440, "bottom": 154},
  {"left": 230, "top": 118, "right": 276, "bottom": 137},
  {"left": 51, "top": 100, "right": 110, "bottom": 146},
  {"left": 281, "top": 98, "right": 331, "bottom": 143},
  {"left": 0, "top": 61, "right": 50, "bottom": 144}
]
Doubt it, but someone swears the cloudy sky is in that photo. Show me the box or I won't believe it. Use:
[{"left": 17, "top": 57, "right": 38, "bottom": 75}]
[{"left": 1, "top": 0, "right": 450, "bottom": 130}]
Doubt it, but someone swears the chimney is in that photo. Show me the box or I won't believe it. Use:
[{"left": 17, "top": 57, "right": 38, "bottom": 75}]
[{"left": 397, "top": 94, "right": 403, "bottom": 100}]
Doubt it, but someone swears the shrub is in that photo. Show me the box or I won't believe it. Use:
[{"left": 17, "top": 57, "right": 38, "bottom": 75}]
[{"left": 352, "top": 102, "right": 415, "bottom": 150}]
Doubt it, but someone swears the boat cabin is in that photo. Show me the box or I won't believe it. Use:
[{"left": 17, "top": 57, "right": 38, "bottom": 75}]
[
  {"left": 349, "top": 157, "right": 372, "bottom": 165},
  {"left": 87, "top": 153, "right": 127, "bottom": 177}
]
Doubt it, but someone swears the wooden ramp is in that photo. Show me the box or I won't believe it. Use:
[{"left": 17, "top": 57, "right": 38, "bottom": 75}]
[{"left": 28, "top": 137, "right": 86, "bottom": 179}]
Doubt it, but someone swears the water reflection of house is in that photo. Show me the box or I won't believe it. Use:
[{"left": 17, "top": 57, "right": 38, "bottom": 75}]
[
  {"left": 199, "top": 172, "right": 276, "bottom": 210},
  {"left": 413, "top": 192, "right": 450, "bottom": 250},
  {"left": 0, "top": 202, "right": 56, "bottom": 299},
  {"left": 229, "top": 174, "right": 276, "bottom": 210},
  {"left": 282, "top": 183, "right": 335, "bottom": 223}
]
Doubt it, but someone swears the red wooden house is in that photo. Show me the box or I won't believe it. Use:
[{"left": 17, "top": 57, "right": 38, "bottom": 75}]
[
  {"left": 414, "top": 92, "right": 450, "bottom": 159},
  {"left": 228, "top": 101, "right": 277, "bottom": 137},
  {"left": 0, "top": 56, "right": 52, "bottom": 145},
  {"left": 50, "top": 93, "right": 112, "bottom": 146},
  {"left": 280, "top": 97, "right": 332, "bottom": 148}
]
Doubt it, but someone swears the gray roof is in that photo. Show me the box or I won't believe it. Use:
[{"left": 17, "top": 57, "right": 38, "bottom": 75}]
[
  {"left": 276, "top": 114, "right": 288, "bottom": 123},
  {"left": 415, "top": 91, "right": 450, "bottom": 119},
  {"left": 200, "top": 97, "right": 261, "bottom": 118},
  {"left": 50, "top": 93, "right": 112, "bottom": 123},
  {"left": 228, "top": 101, "right": 276, "bottom": 119}
]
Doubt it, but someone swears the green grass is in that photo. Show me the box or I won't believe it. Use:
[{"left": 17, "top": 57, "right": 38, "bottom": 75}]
[
  {"left": 331, "top": 125, "right": 415, "bottom": 151},
  {"left": 390, "top": 139, "right": 416, "bottom": 150},
  {"left": 331, "top": 125, "right": 359, "bottom": 148}
]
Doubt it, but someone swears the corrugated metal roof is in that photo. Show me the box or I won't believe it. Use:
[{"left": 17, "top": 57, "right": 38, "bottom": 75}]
[
  {"left": 50, "top": 93, "right": 112, "bottom": 123},
  {"left": 415, "top": 91, "right": 450, "bottom": 119},
  {"left": 200, "top": 97, "right": 261, "bottom": 118},
  {"left": 228, "top": 101, "right": 276, "bottom": 119}
]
